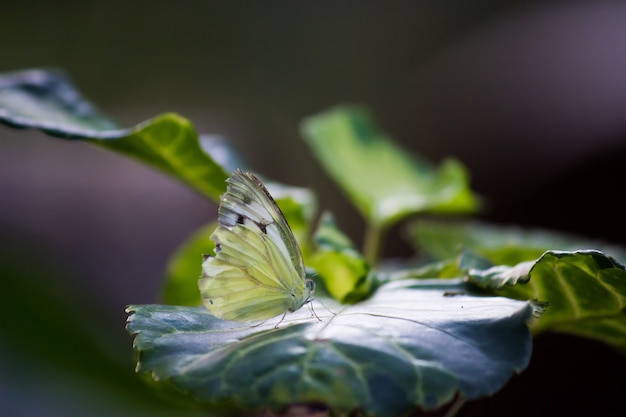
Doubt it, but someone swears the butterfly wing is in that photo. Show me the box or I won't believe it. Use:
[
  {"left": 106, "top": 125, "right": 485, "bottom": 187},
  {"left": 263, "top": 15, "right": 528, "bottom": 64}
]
[
  {"left": 198, "top": 170, "right": 310, "bottom": 322},
  {"left": 217, "top": 170, "right": 306, "bottom": 278}
]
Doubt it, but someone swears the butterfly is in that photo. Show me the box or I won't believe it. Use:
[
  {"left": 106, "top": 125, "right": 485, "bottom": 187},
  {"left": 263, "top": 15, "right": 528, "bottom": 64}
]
[{"left": 199, "top": 169, "right": 316, "bottom": 322}]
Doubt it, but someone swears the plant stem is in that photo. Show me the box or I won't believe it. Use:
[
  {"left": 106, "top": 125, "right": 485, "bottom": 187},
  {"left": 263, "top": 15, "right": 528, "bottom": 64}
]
[
  {"left": 362, "top": 222, "right": 384, "bottom": 265},
  {"left": 442, "top": 397, "right": 467, "bottom": 417}
]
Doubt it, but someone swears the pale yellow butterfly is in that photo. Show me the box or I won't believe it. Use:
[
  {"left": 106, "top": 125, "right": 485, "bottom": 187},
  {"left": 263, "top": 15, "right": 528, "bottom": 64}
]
[{"left": 198, "top": 169, "right": 315, "bottom": 322}]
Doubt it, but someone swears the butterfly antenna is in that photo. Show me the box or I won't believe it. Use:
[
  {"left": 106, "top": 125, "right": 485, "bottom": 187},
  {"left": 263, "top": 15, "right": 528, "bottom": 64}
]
[
  {"left": 314, "top": 297, "right": 337, "bottom": 316},
  {"left": 308, "top": 299, "right": 323, "bottom": 322}
]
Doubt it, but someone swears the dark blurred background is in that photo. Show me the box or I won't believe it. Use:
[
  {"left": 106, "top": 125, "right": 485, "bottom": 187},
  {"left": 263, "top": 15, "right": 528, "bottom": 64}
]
[{"left": 2, "top": 1, "right": 626, "bottom": 416}]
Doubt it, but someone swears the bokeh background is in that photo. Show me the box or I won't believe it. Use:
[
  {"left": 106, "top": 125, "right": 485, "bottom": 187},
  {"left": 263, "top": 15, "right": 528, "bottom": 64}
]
[{"left": 2, "top": 1, "right": 626, "bottom": 416}]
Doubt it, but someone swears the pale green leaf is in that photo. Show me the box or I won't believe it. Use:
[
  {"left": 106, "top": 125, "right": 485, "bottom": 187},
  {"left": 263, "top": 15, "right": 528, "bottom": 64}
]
[
  {"left": 162, "top": 223, "right": 216, "bottom": 306},
  {"left": 408, "top": 220, "right": 626, "bottom": 265},
  {"left": 308, "top": 212, "right": 370, "bottom": 302},
  {"left": 300, "top": 105, "right": 480, "bottom": 228}
]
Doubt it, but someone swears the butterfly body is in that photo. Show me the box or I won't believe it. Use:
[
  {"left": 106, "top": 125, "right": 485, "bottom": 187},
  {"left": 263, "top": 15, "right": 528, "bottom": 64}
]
[{"left": 199, "top": 170, "right": 315, "bottom": 322}]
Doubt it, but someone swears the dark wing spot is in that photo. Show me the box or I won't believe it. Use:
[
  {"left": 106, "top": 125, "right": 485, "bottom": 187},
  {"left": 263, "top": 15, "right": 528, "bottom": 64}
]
[
  {"left": 215, "top": 243, "right": 222, "bottom": 252},
  {"left": 443, "top": 291, "right": 465, "bottom": 297},
  {"left": 236, "top": 214, "right": 245, "bottom": 225},
  {"left": 256, "top": 221, "right": 267, "bottom": 234}
]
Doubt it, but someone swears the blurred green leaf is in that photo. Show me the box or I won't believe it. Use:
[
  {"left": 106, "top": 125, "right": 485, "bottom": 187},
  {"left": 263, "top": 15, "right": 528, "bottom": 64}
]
[
  {"left": 308, "top": 212, "right": 370, "bottom": 302},
  {"left": 300, "top": 105, "right": 480, "bottom": 228},
  {"left": 407, "top": 220, "right": 626, "bottom": 265},
  {"left": 0, "top": 68, "right": 119, "bottom": 131},
  {"left": 379, "top": 259, "right": 463, "bottom": 282},
  {"left": 163, "top": 223, "right": 216, "bottom": 306},
  {"left": 127, "top": 279, "right": 533, "bottom": 417},
  {"left": 0, "top": 68, "right": 229, "bottom": 202},
  {"left": 466, "top": 250, "right": 626, "bottom": 354}
]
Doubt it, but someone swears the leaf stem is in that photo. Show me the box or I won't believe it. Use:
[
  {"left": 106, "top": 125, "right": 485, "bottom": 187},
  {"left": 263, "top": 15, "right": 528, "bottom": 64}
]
[
  {"left": 362, "top": 222, "right": 384, "bottom": 265},
  {"left": 443, "top": 396, "right": 467, "bottom": 417}
]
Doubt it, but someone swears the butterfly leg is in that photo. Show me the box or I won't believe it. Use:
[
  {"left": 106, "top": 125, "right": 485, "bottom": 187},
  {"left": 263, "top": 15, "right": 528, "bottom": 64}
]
[{"left": 274, "top": 312, "right": 288, "bottom": 329}]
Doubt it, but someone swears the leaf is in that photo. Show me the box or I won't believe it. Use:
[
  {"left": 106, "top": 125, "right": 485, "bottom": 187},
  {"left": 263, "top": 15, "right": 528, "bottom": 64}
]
[
  {"left": 466, "top": 260, "right": 535, "bottom": 290},
  {"left": 467, "top": 250, "right": 626, "bottom": 354},
  {"left": 163, "top": 223, "right": 216, "bottom": 306},
  {"left": 127, "top": 279, "right": 533, "bottom": 417},
  {"left": 0, "top": 68, "right": 228, "bottom": 202},
  {"left": 300, "top": 105, "right": 481, "bottom": 228},
  {"left": 94, "top": 115, "right": 229, "bottom": 200},
  {"left": 0, "top": 68, "right": 120, "bottom": 132},
  {"left": 407, "top": 220, "right": 626, "bottom": 265},
  {"left": 308, "top": 212, "right": 370, "bottom": 302}
]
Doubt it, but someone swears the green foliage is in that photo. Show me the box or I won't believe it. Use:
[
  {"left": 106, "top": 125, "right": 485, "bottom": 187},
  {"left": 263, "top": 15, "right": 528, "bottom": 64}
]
[
  {"left": 466, "top": 250, "right": 626, "bottom": 352},
  {"left": 408, "top": 219, "right": 626, "bottom": 265},
  {"left": 2, "top": 67, "right": 626, "bottom": 416},
  {"left": 0, "top": 68, "right": 228, "bottom": 202},
  {"left": 308, "top": 212, "right": 370, "bottom": 302},
  {"left": 127, "top": 279, "right": 532, "bottom": 417},
  {"left": 300, "top": 106, "right": 481, "bottom": 229},
  {"left": 409, "top": 221, "right": 626, "bottom": 354},
  {"left": 163, "top": 222, "right": 216, "bottom": 306}
]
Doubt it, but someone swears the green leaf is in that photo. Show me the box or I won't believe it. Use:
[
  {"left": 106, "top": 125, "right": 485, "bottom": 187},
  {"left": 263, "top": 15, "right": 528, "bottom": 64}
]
[
  {"left": 300, "top": 105, "right": 481, "bottom": 228},
  {"left": 308, "top": 212, "right": 370, "bottom": 302},
  {"left": 0, "top": 68, "right": 228, "bottom": 202},
  {"left": 466, "top": 260, "right": 535, "bottom": 290},
  {"left": 467, "top": 250, "right": 626, "bottom": 354},
  {"left": 407, "top": 220, "right": 626, "bottom": 265},
  {"left": 0, "top": 68, "right": 120, "bottom": 132},
  {"left": 127, "top": 279, "right": 533, "bottom": 417},
  {"left": 94, "top": 115, "right": 229, "bottom": 200},
  {"left": 163, "top": 223, "right": 216, "bottom": 306}
]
